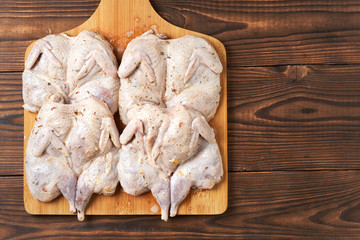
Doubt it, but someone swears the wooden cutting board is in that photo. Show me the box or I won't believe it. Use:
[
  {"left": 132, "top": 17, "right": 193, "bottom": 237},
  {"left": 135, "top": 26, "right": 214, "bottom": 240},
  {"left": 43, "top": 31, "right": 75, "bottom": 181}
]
[{"left": 24, "top": 0, "right": 227, "bottom": 216}]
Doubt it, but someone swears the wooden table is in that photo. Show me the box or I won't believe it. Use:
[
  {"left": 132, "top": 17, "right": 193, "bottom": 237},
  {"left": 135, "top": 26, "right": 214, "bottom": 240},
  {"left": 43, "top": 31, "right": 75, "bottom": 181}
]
[{"left": 1, "top": 0, "right": 360, "bottom": 239}]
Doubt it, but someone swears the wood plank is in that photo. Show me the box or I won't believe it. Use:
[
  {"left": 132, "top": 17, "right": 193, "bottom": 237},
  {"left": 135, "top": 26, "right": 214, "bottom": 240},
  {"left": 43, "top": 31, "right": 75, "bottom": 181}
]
[
  {"left": 229, "top": 64, "right": 360, "bottom": 171},
  {"left": 0, "top": 0, "right": 100, "bottom": 72},
  {"left": 0, "top": 41, "right": 31, "bottom": 72},
  {"left": 0, "top": 0, "right": 99, "bottom": 40},
  {"left": 3, "top": 172, "right": 360, "bottom": 239},
  {"left": 3, "top": 0, "right": 360, "bottom": 71},
  {"left": 0, "top": 0, "right": 99, "bottom": 18},
  {"left": 0, "top": 72, "right": 23, "bottom": 176},
  {"left": 23, "top": 0, "right": 227, "bottom": 216}
]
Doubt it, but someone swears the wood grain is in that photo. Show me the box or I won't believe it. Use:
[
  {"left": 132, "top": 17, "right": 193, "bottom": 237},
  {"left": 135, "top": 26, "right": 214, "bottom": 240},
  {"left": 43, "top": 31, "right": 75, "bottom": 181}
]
[
  {"left": 152, "top": 0, "right": 360, "bottom": 66},
  {"left": 228, "top": 64, "right": 360, "bottom": 171},
  {"left": 0, "top": 72, "right": 23, "bottom": 176},
  {"left": 0, "top": 0, "right": 99, "bottom": 39},
  {"left": 0, "top": 0, "right": 100, "bottom": 72},
  {"left": 1, "top": 0, "right": 360, "bottom": 238},
  {"left": 23, "top": 0, "right": 228, "bottom": 216},
  {"left": 3, "top": 172, "right": 360, "bottom": 239},
  {"left": 5, "top": 0, "right": 360, "bottom": 72}
]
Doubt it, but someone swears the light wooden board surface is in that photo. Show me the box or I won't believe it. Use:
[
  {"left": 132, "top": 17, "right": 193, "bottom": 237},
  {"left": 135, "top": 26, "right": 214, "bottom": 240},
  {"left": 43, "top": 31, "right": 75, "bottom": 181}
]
[{"left": 24, "top": 0, "right": 227, "bottom": 216}]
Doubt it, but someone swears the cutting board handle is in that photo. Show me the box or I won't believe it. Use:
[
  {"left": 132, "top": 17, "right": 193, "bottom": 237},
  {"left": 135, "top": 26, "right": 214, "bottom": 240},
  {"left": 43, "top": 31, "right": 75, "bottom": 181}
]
[{"left": 68, "top": 0, "right": 178, "bottom": 37}]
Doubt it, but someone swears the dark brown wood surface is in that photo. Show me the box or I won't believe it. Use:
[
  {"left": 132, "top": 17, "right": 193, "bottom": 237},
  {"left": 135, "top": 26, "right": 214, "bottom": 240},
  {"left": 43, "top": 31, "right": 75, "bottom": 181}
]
[{"left": 1, "top": 0, "right": 360, "bottom": 239}]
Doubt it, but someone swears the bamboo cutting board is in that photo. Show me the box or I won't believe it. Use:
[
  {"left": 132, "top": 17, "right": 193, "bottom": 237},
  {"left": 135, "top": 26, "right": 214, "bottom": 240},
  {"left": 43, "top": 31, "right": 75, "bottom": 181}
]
[{"left": 24, "top": 0, "right": 227, "bottom": 216}]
